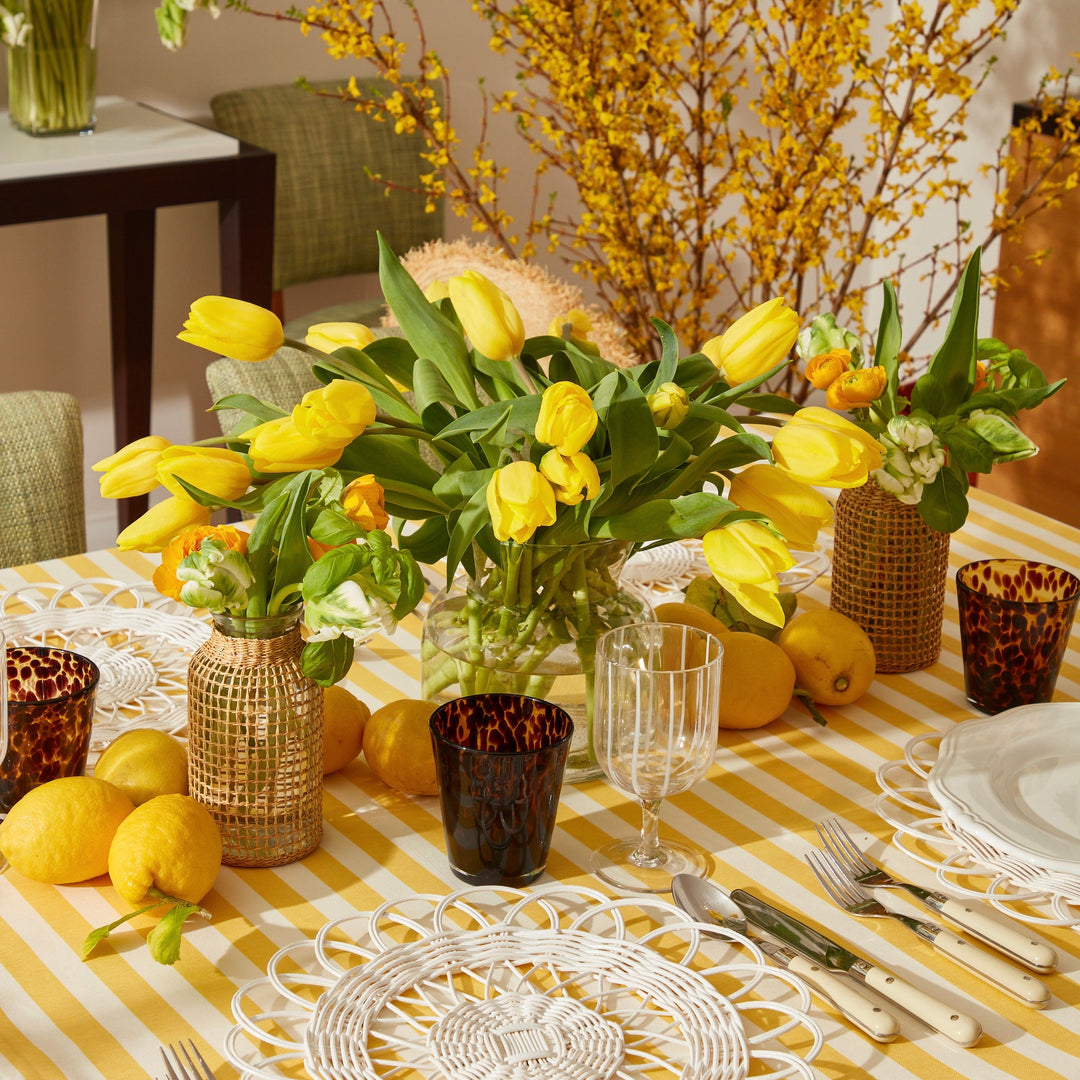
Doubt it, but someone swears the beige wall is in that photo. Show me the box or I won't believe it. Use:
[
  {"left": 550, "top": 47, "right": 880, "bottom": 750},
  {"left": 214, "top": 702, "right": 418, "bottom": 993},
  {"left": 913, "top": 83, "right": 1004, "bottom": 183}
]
[{"left": 1, "top": 3, "right": 1076, "bottom": 549}]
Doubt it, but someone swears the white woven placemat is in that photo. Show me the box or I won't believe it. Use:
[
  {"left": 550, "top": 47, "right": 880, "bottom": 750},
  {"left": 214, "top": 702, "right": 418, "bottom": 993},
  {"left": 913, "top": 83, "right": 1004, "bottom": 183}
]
[
  {"left": 876, "top": 733, "right": 1080, "bottom": 927},
  {"left": 0, "top": 579, "right": 209, "bottom": 750},
  {"left": 225, "top": 884, "right": 823, "bottom": 1080}
]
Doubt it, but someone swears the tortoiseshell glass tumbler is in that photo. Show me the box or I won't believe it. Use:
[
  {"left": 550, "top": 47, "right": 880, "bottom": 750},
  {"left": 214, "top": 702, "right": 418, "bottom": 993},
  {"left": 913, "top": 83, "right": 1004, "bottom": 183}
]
[{"left": 956, "top": 560, "right": 1079, "bottom": 715}]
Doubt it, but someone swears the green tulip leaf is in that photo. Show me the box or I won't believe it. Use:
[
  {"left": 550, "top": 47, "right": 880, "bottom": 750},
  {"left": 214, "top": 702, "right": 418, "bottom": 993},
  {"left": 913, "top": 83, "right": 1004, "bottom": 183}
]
[
  {"left": 271, "top": 473, "right": 317, "bottom": 609},
  {"left": 645, "top": 317, "right": 681, "bottom": 393},
  {"left": 437, "top": 395, "right": 542, "bottom": 440},
  {"left": 208, "top": 393, "right": 287, "bottom": 423},
  {"left": 536, "top": 339, "right": 612, "bottom": 389},
  {"left": 337, "top": 433, "right": 442, "bottom": 492},
  {"left": 873, "top": 279, "right": 902, "bottom": 418},
  {"left": 596, "top": 492, "right": 743, "bottom": 542},
  {"left": 397, "top": 514, "right": 450, "bottom": 566},
  {"left": 445, "top": 483, "right": 496, "bottom": 582},
  {"left": 592, "top": 370, "right": 658, "bottom": 490}
]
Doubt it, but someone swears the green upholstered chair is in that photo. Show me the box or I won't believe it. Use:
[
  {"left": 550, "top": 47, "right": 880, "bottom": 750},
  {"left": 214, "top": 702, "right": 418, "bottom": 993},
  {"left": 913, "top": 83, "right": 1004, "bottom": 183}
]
[
  {"left": 209, "top": 79, "right": 445, "bottom": 339},
  {"left": 0, "top": 391, "right": 86, "bottom": 567},
  {"left": 205, "top": 347, "right": 321, "bottom": 436}
]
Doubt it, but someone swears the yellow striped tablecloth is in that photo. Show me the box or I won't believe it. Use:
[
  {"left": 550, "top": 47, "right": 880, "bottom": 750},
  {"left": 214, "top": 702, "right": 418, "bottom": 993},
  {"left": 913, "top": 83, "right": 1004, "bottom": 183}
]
[{"left": 1, "top": 487, "right": 1078, "bottom": 1080}]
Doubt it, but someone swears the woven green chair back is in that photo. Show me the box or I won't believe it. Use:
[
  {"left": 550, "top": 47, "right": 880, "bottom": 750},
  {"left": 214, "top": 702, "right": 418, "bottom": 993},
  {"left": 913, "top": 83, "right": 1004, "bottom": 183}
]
[
  {"left": 206, "top": 348, "right": 322, "bottom": 436},
  {"left": 0, "top": 391, "right": 85, "bottom": 568},
  {"left": 210, "top": 79, "right": 444, "bottom": 292}
]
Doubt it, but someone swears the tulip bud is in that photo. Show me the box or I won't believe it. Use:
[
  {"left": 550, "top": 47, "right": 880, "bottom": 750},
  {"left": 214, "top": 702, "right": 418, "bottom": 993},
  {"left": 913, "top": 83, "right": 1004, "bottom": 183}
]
[
  {"left": 485, "top": 461, "right": 557, "bottom": 543},
  {"left": 728, "top": 463, "right": 834, "bottom": 551},
  {"left": 92, "top": 436, "right": 171, "bottom": 499},
  {"left": 447, "top": 269, "right": 525, "bottom": 361},
  {"left": 156, "top": 445, "right": 252, "bottom": 503},
  {"left": 771, "top": 407, "right": 884, "bottom": 488},
  {"left": 647, "top": 382, "right": 690, "bottom": 430},
  {"left": 701, "top": 297, "right": 800, "bottom": 385},
  {"left": 305, "top": 322, "right": 376, "bottom": 354},
  {"left": 245, "top": 416, "right": 344, "bottom": 473},
  {"left": 701, "top": 519, "right": 795, "bottom": 627},
  {"left": 116, "top": 496, "right": 212, "bottom": 553},
  {"left": 535, "top": 382, "right": 598, "bottom": 455},
  {"left": 178, "top": 295, "right": 284, "bottom": 363},
  {"left": 292, "top": 380, "right": 377, "bottom": 448},
  {"left": 539, "top": 449, "right": 601, "bottom": 506},
  {"left": 966, "top": 408, "right": 1037, "bottom": 463},
  {"left": 424, "top": 279, "right": 450, "bottom": 303}
]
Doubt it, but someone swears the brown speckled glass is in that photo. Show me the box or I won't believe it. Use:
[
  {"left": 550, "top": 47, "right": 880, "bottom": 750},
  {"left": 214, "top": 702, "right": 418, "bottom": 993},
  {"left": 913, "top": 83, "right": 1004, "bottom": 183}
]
[
  {"left": 1, "top": 646, "right": 100, "bottom": 814},
  {"left": 956, "top": 560, "right": 1079, "bottom": 715},
  {"left": 430, "top": 693, "right": 572, "bottom": 886}
]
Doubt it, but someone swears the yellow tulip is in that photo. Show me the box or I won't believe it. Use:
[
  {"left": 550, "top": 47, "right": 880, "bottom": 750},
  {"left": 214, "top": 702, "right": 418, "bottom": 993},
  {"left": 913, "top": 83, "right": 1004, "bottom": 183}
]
[
  {"left": 156, "top": 445, "right": 252, "bottom": 503},
  {"left": 804, "top": 348, "right": 852, "bottom": 390},
  {"left": 825, "top": 366, "right": 888, "bottom": 411},
  {"left": 341, "top": 474, "right": 389, "bottom": 530},
  {"left": 702, "top": 519, "right": 796, "bottom": 627},
  {"left": 424, "top": 279, "right": 450, "bottom": 303},
  {"left": 304, "top": 322, "right": 376, "bottom": 354},
  {"left": 92, "top": 436, "right": 171, "bottom": 499},
  {"left": 771, "top": 407, "right": 884, "bottom": 488},
  {"left": 177, "top": 296, "right": 284, "bottom": 363},
  {"left": 245, "top": 417, "right": 344, "bottom": 473},
  {"left": 115, "top": 496, "right": 212, "bottom": 553},
  {"left": 534, "top": 382, "right": 598, "bottom": 455},
  {"left": 448, "top": 269, "right": 525, "bottom": 361},
  {"left": 701, "top": 297, "right": 800, "bottom": 385},
  {"left": 728, "top": 463, "right": 834, "bottom": 551},
  {"left": 486, "top": 461, "right": 557, "bottom": 543},
  {"left": 647, "top": 382, "right": 690, "bottom": 430},
  {"left": 292, "top": 380, "right": 377, "bottom": 447},
  {"left": 539, "top": 449, "right": 601, "bottom": 506}
]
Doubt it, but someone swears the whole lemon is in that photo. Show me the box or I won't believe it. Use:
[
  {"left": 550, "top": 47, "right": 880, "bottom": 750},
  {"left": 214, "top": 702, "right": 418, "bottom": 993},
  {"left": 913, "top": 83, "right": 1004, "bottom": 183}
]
[
  {"left": 778, "top": 610, "right": 876, "bottom": 706},
  {"left": 323, "top": 684, "right": 371, "bottom": 775},
  {"left": 716, "top": 632, "right": 797, "bottom": 729},
  {"left": 0, "top": 776, "right": 135, "bottom": 884},
  {"left": 107, "top": 794, "right": 222, "bottom": 906},
  {"left": 654, "top": 601, "right": 730, "bottom": 638},
  {"left": 93, "top": 728, "right": 188, "bottom": 805},
  {"left": 362, "top": 698, "right": 439, "bottom": 796}
]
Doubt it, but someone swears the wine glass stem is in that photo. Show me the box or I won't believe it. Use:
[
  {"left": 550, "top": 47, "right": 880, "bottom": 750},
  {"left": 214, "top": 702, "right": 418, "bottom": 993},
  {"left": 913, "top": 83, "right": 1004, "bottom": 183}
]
[{"left": 629, "top": 798, "right": 666, "bottom": 868}]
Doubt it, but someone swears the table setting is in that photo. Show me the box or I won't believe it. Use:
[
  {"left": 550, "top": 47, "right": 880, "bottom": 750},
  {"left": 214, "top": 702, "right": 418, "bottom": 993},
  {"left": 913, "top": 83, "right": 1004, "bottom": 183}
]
[{"left": 2, "top": 240, "right": 1080, "bottom": 1080}]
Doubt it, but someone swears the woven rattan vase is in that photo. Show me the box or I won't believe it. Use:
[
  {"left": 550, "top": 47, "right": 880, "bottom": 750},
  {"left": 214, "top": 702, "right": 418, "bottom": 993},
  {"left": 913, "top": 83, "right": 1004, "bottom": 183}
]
[
  {"left": 830, "top": 481, "right": 950, "bottom": 673},
  {"left": 187, "top": 610, "right": 323, "bottom": 867}
]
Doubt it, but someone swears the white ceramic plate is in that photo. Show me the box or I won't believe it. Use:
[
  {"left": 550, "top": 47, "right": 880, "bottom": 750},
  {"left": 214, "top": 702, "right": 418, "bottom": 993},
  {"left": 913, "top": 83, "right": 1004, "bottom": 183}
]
[{"left": 927, "top": 703, "right": 1080, "bottom": 876}]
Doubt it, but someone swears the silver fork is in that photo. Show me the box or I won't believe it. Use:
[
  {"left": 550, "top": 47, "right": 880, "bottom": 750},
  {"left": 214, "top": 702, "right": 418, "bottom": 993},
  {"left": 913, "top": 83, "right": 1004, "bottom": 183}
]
[
  {"left": 807, "top": 849, "right": 1050, "bottom": 1008},
  {"left": 816, "top": 818, "right": 1056, "bottom": 973},
  {"left": 158, "top": 1041, "right": 216, "bottom": 1080}
]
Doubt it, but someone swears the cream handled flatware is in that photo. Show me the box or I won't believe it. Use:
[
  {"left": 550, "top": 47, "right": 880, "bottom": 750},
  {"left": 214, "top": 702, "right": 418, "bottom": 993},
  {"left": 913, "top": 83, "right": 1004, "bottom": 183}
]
[
  {"left": 816, "top": 818, "right": 1057, "bottom": 973},
  {"left": 672, "top": 875, "right": 901, "bottom": 1042},
  {"left": 807, "top": 850, "right": 1050, "bottom": 1008},
  {"left": 729, "top": 888, "right": 983, "bottom": 1046}
]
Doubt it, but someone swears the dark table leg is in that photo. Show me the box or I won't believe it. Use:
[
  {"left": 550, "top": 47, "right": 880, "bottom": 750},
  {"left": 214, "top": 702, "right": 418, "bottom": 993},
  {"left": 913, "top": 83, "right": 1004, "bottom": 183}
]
[
  {"left": 107, "top": 208, "right": 156, "bottom": 531},
  {"left": 219, "top": 153, "right": 275, "bottom": 306}
]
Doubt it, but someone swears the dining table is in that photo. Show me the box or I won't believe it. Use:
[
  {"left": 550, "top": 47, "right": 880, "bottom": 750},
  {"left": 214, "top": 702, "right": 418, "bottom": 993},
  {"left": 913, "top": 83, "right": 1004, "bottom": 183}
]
[{"left": 1, "top": 485, "right": 1078, "bottom": 1080}]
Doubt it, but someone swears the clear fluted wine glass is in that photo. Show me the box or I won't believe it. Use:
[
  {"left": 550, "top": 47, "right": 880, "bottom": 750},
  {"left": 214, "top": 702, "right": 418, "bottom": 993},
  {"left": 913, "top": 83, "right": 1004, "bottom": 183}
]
[{"left": 590, "top": 621, "right": 723, "bottom": 893}]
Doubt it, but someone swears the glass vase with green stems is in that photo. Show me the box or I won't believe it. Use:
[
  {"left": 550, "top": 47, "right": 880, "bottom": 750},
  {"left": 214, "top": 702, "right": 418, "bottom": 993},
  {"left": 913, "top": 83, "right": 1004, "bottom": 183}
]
[
  {"left": 6, "top": 0, "right": 98, "bottom": 135},
  {"left": 420, "top": 538, "right": 652, "bottom": 782}
]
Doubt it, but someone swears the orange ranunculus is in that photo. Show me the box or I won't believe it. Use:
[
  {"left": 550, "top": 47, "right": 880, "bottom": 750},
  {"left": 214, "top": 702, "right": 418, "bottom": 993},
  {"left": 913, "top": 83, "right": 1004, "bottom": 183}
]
[
  {"left": 341, "top": 474, "right": 389, "bottom": 531},
  {"left": 825, "top": 366, "right": 888, "bottom": 411},
  {"left": 152, "top": 524, "right": 248, "bottom": 600},
  {"left": 973, "top": 360, "right": 989, "bottom": 394},
  {"left": 804, "top": 348, "right": 852, "bottom": 390}
]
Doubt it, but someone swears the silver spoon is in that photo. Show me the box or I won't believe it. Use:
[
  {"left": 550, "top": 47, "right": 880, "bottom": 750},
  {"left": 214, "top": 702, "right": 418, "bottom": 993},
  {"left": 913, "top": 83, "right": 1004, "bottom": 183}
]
[{"left": 672, "top": 874, "right": 900, "bottom": 1042}]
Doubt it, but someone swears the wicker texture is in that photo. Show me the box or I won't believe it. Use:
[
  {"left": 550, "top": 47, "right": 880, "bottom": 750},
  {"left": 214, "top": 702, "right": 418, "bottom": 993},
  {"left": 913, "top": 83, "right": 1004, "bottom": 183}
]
[
  {"left": 210, "top": 79, "right": 444, "bottom": 293},
  {"left": 0, "top": 391, "right": 85, "bottom": 568},
  {"left": 187, "top": 612, "right": 323, "bottom": 867},
  {"left": 830, "top": 481, "right": 950, "bottom": 673}
]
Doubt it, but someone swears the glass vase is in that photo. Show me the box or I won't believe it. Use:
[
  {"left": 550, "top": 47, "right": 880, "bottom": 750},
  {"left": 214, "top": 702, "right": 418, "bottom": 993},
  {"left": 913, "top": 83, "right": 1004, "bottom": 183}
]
[
  {"left": 6, "top": 0, "right": 99, "bottom": 136},
  {"left": 420, "top": 539, "right": 652, "bottom": 783},
  {"left": 187, "top": 610, "right": 323, "bottom": 867}
]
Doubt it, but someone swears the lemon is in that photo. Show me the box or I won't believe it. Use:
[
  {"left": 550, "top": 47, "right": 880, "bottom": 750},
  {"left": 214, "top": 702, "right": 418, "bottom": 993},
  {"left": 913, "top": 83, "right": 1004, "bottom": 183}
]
[
  {"left": 107, "top": 794, "right": 222, "bottom": 906},
  {"left": 778, "top": 609, "right": 876, "bottom": 706},
  {"left": 717, "top": 632, "right": 797, "bottom": 729},
  {"left": 323, "top": 684, "right": 371, "bottom": 775},
  {"left": 362, "top": 698, "right": 439, "bottom": 796},
  {"left": 93, "top": 729, "right": 188, "bottom": 805},
  {"left": 654, "top": 601, "right": 731, "bottom": 638},
  {"left": 0, "top": 776, "right": 135, "bottom": 884}
]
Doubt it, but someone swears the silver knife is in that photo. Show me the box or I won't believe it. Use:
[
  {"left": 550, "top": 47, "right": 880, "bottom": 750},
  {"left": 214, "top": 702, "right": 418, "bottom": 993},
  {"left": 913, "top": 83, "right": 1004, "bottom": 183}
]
[{"left": 731, "top": 889, "right": 982, "bottom": 1047}]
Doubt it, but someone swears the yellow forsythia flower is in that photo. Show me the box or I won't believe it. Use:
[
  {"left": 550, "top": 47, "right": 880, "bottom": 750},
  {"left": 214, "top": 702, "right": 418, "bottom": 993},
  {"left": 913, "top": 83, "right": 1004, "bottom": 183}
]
[
  {"left": 539, "top": 449, "right": 601, "bottom": 506},
  {"left": 535, "top": 382, "right": 598, "bottom": 455},
  {"left": 245, "top": 417, "right": 344, "bottom": 473},
  {"left": 448, "top": 269, "right": 526, "bottom": 361},
  {"left": 728, "top": 463, "right": 834, "bottom": 551},
  {"left": 177, "top": 296, "right": 284, "bottom": 363},
  {"left": 341, "top": 474, "right": 389, "bottom": 530},
  {"left": 486, "top": 461, "right": 557, "bottom": 543},
  {"left": 825, "top": 366, "right": 888, "bottom": 411},
  {"left": 156, "top": 445, "right": 252, "bottom": 503},
  {"left": 116, "top": 496, "right": 212, "bottom": 553},
  {"left": 771, "top": 406, "right": 884, "bottom": 488},
  {"left": 305, "top": 322, "right": 376, "bottom": 353},
  {"left": 702, "top": 519, "right": 796, "bottom": 627},
  {"left": 804, "top": 348, "right": 853, "bottom": 390},
  {"left": 292, "top": 381, "right": 377, "bottom": 447},
  {"left": 701, "top": 297, "right": 800, "bottom": 385},
  {"left": 647, "top": 382, "right": 689, "bottom": 429},
  {"left": 92, "top": 436, "right": 171, "bottom": 499},
  {"left": 153, "top": 524, "right": 248, "bottom": 601}
]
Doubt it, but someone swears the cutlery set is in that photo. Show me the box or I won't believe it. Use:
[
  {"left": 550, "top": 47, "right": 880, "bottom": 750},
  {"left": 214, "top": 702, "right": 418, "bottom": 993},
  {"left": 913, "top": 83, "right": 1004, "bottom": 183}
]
[{"left": 673, "top": 818, "right": 1061, "bottom": 1049}]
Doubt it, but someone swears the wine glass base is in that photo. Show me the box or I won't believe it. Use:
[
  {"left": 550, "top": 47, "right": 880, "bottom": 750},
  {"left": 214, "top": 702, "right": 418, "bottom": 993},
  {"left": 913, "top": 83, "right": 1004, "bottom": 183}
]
[{"left": 590, "top": 837, "right": 714, "bottom": 894}]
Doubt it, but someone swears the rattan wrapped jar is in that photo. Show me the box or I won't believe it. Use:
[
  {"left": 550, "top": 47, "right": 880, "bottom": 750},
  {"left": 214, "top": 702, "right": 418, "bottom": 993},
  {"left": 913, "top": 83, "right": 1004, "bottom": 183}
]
[
  {"left": 187, "top": 610, "right": 323, "bottom": 866},
  {"left": 829, "top": 481, "right": 950, "bottom": 673}
]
